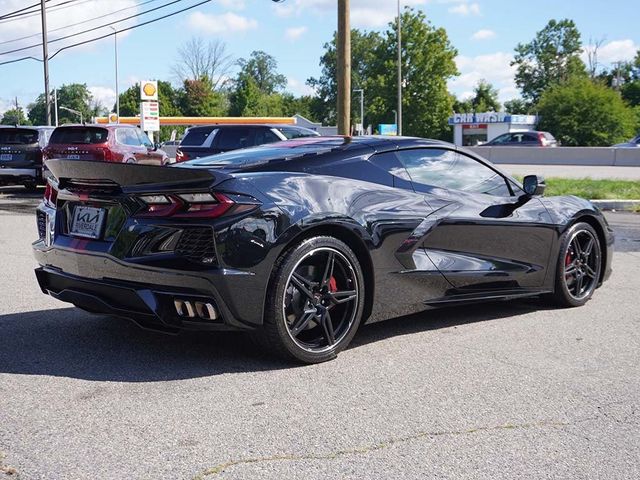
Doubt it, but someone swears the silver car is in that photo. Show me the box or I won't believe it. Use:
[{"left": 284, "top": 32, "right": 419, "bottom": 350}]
[{"left": 613, "top": 135, "right": 640, "bottom": 148}]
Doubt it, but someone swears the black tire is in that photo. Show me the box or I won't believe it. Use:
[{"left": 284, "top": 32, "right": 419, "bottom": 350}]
[
  {"left": 549, "top": 222, "right": 602, "bottom": 307},
  {"left": 255, "top": 236, "right": 366, "bottom": 364}
]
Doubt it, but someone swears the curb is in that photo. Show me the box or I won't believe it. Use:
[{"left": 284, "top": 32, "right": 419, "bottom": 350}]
[{"left": 590, "top": 199, "right": 640, "bottom": 211}]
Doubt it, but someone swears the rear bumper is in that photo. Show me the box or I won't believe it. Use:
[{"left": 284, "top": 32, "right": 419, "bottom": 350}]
[{"left": 33, "top": 244, "right": 263, "bottom": 333}]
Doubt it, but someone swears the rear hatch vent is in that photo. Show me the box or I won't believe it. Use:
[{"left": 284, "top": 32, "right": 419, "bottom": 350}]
[{"left": 175, "top": 227, "right": 216, "bottom": 264}]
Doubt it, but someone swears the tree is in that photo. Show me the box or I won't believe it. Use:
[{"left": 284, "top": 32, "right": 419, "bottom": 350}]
[
  {"left": 512, "top": 19, "right": 587, "bottom": 104},
  {"left": 179, "top": 76, "right": 227, "bottom": 117},
  {"left": 1, "top": 108, "right": 29, "bottom": 125},
  {"left": 452, "top": 96, "right": 472, "bottom": 113},
  {"left": 172, "top": 37, "right": 234, "bottom": 90},
  {"left": 537, "top": 78, "right": 636, "bottom": 146},
  {"left": 307, "top": 29, "right": 384, "bottom": 125},
  {"left": 375, "top": 7, "right": 458, "bottom": 139},
  {"left": 236, "top": 51, "right": 286, "bottom": 95},
  {"left": 470, "top": 80, "right": 501, "bottom": 112},
  {"left": 503, "top": 98, "right": 530, "bottom": 114},
  {"left": 28, "top": 83, "right": 95, "bottom": 125},
  {"left": 622, "top": 80, "right": 640, "bottom": 107},
  {"left": 228, "top": 51, "right": 289, "bottom": 117}
]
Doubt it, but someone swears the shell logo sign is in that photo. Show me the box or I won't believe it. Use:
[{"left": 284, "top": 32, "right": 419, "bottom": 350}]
[
  {"left": 140, "top": 80, "right": 158, "bottom": 101},
  {"left": 108, "top": 113, "right": 118, "bottom": 123}
]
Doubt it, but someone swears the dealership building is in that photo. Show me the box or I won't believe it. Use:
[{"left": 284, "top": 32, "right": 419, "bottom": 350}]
[{"left": 449, "top": 112, "right": 539, "bottom": 146}]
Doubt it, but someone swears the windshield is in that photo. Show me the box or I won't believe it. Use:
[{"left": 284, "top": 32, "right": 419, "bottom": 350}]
[
  {"left": 49, "top": 127, "right": 109, "bottom": 145},
  {"left": 0, "top": 128, "right": 39, "bottom": 145}
]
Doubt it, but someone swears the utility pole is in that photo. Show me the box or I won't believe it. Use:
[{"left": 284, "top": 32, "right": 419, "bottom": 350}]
[
  {"left": 40, "top": 0, "right": 51, "bottom": 126},
  {"left": 54, "top": 88, "right": 58, "bottom": 126},
  {"left": 354, "top": 89, "right": 364, "bottom": 135},
  {"left": 397, "top": 0, "right": 402, "bottom": 136},
  {"left": 337, "top": 0, "right": 351, "bottom": 135},
  {"left": 109, "top": 26, "right": 120, "bottom": 122}
]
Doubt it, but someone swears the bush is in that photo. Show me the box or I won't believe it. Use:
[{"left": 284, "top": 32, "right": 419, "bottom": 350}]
[{"left": 537, "top": 78, "right": 636, "bottom": 146}]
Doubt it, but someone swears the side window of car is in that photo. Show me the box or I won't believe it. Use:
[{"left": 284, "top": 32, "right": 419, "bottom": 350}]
[
  {"left": 136, "top": 130, "right": 153, "bottom": 148},
  {"left": 368, "top": 151, "right": 413, "bottom": 187},
  {"left": 254, "top": 128, "right": 281, "bottom": 146},
  {"left": 491, "top": 134, "right": 510, "bottom": 145},
  {"left": 214, "top": 128, "right": 254, "bottom": 150},
  {"left": 523, "top": 133, "right": 539, "bottom": 144},
  {"left": 396, "top": 148, "right": 512, "bottom": 197}
]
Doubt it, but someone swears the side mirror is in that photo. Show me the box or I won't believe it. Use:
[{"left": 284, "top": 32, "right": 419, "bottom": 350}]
[
  {"left": 153, "top": 143, "right": 160, "bottom": 151},
  {"left": 523, "top": 175, "right": 546, "bottom": 196}
]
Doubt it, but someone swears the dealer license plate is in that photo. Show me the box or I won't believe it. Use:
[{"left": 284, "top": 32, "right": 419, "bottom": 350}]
[
  {"left": 70, "top": 206, "right": 105, "bottom": 239},
  {"left": 0, "top": 154, "right": 12, "bottom": 161}
]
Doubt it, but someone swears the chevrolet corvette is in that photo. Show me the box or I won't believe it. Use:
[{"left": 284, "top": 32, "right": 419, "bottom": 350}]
[{"left": 33, "top": 136, "right": 613, "bottom": 363}]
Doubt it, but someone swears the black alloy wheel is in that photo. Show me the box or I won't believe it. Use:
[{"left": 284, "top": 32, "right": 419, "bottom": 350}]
[
  {"left": 258, "top": 236, "right": 365, "bottom": 363},
  {"left": 551, "top": 222, "right": 602, "bottom": 307}
]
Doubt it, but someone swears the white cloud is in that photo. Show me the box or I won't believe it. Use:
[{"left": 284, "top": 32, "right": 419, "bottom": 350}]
[
  {"left": 0, "top": 0, "right": 139, "bottom": 60},
  {"left": 217, "top": 0, "right": 246, "bottom": 10},
  {"left": 273, "top": 0, "right": 428, "bottom": 28},
  {"left": 286, "top": 78, "right": 315, "bottom": 97},
  {"left": 450, "top": 52, "right": 517, "bottom": 103},
  {"left": 285, "top": 26, "right": 308, "bottom": 41},
  {"left": 582, "top": 39, "right": 639, "bottom": 65},
  {"left": 449, "top": 2, "right": 481, "bottom": 16},
  {"left": 88, "top": 86, "right": 116, "bottom": 111},
  {"left": 186, "top": 11, "right": 258, "bottom": 35},
  {"left": 471, "top": 29, "right": 495, "bottom": 41}
]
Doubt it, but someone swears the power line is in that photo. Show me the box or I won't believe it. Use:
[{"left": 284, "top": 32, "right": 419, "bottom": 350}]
[
  {"left": 0, "top": 0, "right": 184, "bottom": 56},
  {"left": 0, "top": 1, "right": 48, "bottom": 20},
  {"left": 0, "top": 0, "right": 161, "bottom": 46},
  {"left": 0, "top": 0, "right": 86, "bottom": 24},
  {"left": 0, "top": 0, "right": 212, "bottom": 67}
]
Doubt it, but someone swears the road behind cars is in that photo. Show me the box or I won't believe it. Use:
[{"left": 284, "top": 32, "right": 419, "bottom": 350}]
[{"left": 0, "top": 197, "right": 638, "bottom": 479}]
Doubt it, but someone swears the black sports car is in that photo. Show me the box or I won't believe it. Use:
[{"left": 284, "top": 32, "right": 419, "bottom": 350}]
[{"left": 33, "top": 136, "right": 613, "bottom": 363}]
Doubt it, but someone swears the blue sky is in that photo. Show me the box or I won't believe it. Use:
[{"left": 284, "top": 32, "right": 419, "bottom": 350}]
[{"left": 0, "top": 0, "right": 638, "bottom": 117}]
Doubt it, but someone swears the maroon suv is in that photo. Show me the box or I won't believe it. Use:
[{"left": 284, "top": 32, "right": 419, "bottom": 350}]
[{"left": 43, "top": 124, "right": 168, "bottom": 165}]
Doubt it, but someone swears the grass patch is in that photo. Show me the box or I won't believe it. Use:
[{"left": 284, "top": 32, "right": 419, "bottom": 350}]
[{"left": 515, "top": 177, "right": 640, "bottom": 200}]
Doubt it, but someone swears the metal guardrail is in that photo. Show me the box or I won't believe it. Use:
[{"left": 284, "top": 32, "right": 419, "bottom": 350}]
[{"left": 468, "top": 146, "right": 640, "bottom": 166}]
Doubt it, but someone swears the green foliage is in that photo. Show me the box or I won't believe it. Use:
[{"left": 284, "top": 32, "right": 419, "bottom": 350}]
[
  {"left": 470, "top": 80, "right": 501, "bottom": 112},
  {"left": 541, "top": 178, "right": 640, "bottom": 200},
  {"left": 537, "top": 78, "right": 636, "bottom": 146},
  {"left": 0, "top": 108, "right": 30, "bottom": 125},
  {"left": 307, "top": 29, "right": 384, "bottom": 125},
  {"left": 452, "top": 96, "right": 472, "bottom": 113},
  {"left": 512, "top": 19, "right": 587, "bottom": 103},
  {"left": 308, "top": 8, "right": 458, "bottom": 138},
  {"left": 503, "top": 98, "right": 531, "bottom": 114},
  {"left": 179, "top": 77, "right": 227, "bottom": 117},
  {"left": 28, "top": 83, "right": 96, "bottom": 125},
  {"left": 622, "top": 80, "right": 640, "bottom": 107},
  {"left": 236, "top": 51, "right": 286, "bottom": 95}
]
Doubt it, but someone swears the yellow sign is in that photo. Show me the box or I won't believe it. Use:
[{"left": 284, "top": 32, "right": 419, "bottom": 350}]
[
  {"left": 140, "top": 80, "right": 158, "bottom": 101},
  {"left": 108, "top": 113, "right": 118, "bottom": 123}
]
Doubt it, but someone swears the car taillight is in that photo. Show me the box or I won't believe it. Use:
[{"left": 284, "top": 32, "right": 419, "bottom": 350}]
[
  {"left": 99, "top": 147, "right": 113, "bottom": 161},
  {"left": 175, "top": 149, "right": 189, "bottom": 162},
  {"left": 44, "top": 181, "right": 58, "bottom": 206},
  {"left": 135, "top": 192, "right": 251, "bottom": 218}
]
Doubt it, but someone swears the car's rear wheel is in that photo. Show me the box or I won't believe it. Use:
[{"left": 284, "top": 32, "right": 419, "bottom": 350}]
[
  {"left": 550, "top": 222, "right": 602, "bottom": 307},
  {"left": 257, "top": 236, "right": 365, "bottom": 363}
]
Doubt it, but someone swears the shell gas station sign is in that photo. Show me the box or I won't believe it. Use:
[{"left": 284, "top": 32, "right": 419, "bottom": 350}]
[{"left": 140, "top": 80, "right": 158, "bottom": 101}]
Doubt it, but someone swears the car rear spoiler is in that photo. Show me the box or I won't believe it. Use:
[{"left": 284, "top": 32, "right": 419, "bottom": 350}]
[{"left": 45, "top": 159, "right": 227, "bottom": 190}]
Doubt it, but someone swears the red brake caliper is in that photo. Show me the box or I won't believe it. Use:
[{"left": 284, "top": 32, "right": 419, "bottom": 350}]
[{"left": 329, "top": 276, "right": 338, "bottom": 293}]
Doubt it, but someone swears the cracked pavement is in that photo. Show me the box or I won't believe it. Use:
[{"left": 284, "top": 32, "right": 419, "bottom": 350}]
[{"left": 0, "top": 204, "right": 638, "bottom": 479}]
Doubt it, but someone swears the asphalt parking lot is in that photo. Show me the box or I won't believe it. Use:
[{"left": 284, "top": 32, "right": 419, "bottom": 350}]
[{"left": 0, "top": 187, "right": 638, "bottom": 479}]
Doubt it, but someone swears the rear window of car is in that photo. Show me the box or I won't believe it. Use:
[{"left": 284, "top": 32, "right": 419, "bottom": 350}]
[
  {"left": 49, "top": 127, "right": 109, "bottom": 144},
  {"left": 276, "top": 127, "right": 319, "bottom": 139},
  {"left": 0, "top": 128, "right": 39, "bottom": 145},
  {"left": 181, "top": 128, "right": 217, "bottom": 147}
]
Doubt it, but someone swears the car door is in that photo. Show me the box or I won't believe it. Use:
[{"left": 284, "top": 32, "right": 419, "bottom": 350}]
[
  {"left": 394, "top": 147, "right": 555, "bottom": 294},
  {"left": 136, "top": 130, "right": 164, "bottom": 165}
]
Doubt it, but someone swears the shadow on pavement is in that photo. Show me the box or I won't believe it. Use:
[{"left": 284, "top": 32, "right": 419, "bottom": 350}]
[{"left": 0, "top": 298, "right": 549, "bottom": 382}]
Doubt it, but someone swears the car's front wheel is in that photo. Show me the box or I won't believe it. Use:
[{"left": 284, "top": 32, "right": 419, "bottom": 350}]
[
  {"left": 257, "top": 236, "right": 365, "bottom": 363},
  {"left": 550, "top": 222, "right": 602, "bottom": 307}
]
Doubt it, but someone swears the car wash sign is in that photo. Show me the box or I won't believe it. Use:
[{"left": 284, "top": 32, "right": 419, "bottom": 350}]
[{"left": 448, "top": 112, "right": 538, "bottom": 125}]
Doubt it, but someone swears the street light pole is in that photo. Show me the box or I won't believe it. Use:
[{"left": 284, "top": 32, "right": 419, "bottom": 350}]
[
  {"left": 354, "top": 89, "right": 364, "bottom": 135},
  {"left": 40, "top": 0, "right": 51, "bottom": 126},
  {"left": 109, "top": 26, "right": 120, "bottom": 122},
  {"left": 59, "top": 106, "right": 83, "bottom": 124},
  {"left": 337, "top": 0, "right": 351, "bottom": 135},
  {"left": 397, "top": 0, "right": 402, "bottom": 136}
]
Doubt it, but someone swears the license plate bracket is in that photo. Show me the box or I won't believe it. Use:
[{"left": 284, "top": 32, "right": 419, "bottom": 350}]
[
  {"left": 70, "top": 206, "right": 106, "bottom": 239},
  {"left": 0, "top": 154, "right": 12, "bottom": 161}
]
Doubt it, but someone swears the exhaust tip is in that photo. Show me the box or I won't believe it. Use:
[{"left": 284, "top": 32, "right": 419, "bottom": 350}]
[
  {"left": 174, "top": 299, "right": 195, "bottom": 318},
  {"left": 195, "top": 302, "right": 218, "bottom": 320}
]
